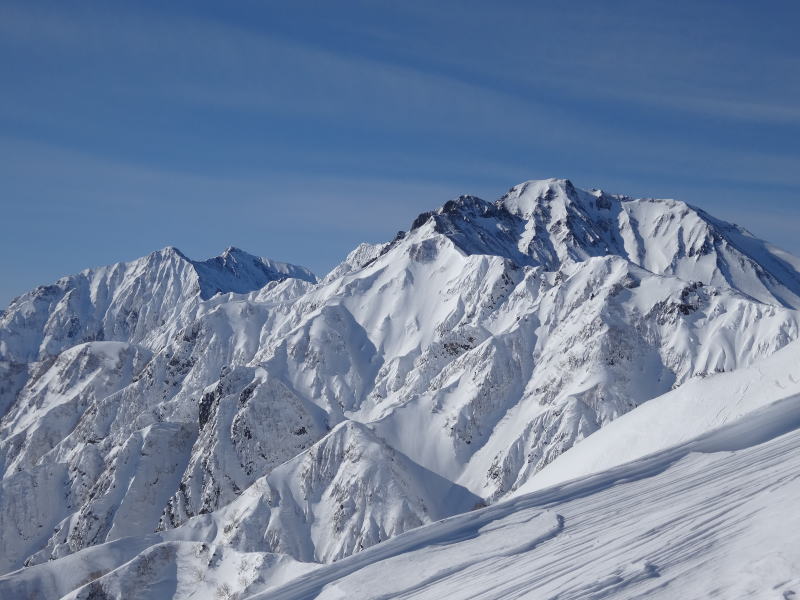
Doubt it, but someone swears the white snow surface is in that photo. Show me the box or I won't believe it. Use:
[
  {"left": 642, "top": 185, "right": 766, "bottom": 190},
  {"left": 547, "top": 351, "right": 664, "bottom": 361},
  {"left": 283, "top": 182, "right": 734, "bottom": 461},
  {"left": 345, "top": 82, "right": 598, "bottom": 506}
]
[{"left": 1, "top": 178, "right": 800, "bottom": 598}]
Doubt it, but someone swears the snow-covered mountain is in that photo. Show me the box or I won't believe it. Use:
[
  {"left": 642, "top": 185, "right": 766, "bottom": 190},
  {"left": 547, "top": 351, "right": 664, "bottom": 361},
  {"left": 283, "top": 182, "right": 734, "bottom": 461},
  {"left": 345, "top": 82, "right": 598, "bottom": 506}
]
[
  {"left": 1, "top": 178, "right": 799, "bottom": 598},
  {"left": 5, "top": 337, "right": 799, "bottom": 600},
  {"left": 0, "top": 246, "right": 315, "bottom": 365}
]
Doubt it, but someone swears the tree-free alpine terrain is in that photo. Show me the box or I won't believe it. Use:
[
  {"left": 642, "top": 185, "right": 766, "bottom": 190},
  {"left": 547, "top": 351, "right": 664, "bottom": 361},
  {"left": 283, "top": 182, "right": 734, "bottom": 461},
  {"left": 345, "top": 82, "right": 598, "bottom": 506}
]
[{"left": 1, "top": 178, "right": 799, "bottom": 599}]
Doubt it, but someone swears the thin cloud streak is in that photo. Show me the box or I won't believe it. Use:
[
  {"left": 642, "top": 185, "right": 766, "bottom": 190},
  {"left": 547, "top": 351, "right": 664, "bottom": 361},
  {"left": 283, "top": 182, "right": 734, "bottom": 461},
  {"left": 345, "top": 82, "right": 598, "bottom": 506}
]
[{"left": 1, "top": 1, "right": 798, "bottom": 306}]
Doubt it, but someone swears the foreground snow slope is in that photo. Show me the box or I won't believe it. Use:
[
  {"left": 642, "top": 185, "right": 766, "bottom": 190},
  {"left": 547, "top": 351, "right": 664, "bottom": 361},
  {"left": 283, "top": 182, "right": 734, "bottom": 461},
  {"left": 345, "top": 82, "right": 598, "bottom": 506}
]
[{"left": 261, "top": 392, "right": 800, "bottom": 600}]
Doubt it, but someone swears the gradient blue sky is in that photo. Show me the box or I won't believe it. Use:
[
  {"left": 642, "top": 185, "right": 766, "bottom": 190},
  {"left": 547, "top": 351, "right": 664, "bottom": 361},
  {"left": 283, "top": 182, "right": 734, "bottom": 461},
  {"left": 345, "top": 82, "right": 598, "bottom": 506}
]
[{"left": 2, "top": 0, "right": 799, "bottom": 306}]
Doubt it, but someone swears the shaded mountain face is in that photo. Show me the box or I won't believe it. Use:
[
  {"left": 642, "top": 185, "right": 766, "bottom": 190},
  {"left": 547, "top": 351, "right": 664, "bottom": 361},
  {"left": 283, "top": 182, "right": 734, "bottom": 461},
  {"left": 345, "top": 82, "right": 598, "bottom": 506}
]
[{"left": 1, "top": 178, "right": 800, "bottom": 588}]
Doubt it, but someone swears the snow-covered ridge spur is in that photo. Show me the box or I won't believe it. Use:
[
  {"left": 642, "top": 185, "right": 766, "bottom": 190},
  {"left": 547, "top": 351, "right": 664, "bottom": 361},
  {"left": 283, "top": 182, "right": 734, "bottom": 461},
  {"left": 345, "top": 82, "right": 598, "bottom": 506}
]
[
  {"left": 0, "top": 245, "right": 315, "bottom": 364},
  {"left": 1, "top": 178, "right": 800, "bottom": 599}
]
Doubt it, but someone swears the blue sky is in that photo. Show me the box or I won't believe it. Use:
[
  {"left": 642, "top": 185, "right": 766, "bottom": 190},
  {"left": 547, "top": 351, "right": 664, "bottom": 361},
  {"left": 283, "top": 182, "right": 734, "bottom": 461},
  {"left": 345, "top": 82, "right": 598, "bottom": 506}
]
[{"left": 1, "top": 0, "right": 799, "bottom": 306}]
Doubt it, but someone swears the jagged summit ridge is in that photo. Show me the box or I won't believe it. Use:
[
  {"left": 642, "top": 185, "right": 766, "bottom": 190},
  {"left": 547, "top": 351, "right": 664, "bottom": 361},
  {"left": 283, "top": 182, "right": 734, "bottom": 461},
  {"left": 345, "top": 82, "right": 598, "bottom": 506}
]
[
  {"left": 191, "top": 246, "right": 316, "bottom": 299},
  {"left": 404, "top": 178, "right": 800, "bottom": 308}
]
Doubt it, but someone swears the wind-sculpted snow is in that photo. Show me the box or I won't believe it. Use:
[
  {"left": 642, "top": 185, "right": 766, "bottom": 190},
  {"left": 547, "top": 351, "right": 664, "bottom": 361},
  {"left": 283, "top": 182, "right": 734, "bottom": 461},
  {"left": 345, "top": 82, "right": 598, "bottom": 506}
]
[{"left": 1, "top": 178, "right": 800, "bottom": 595}]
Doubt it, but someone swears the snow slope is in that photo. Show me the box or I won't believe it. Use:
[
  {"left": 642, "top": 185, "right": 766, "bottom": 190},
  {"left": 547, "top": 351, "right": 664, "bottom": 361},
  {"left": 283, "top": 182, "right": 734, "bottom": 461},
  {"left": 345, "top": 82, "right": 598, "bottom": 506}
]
[
  {"left": 516, "top": 335, "right": 800, "bottom": 495},
  {"left": 234, "top": 196, "right": 800, "bottom": 504}
]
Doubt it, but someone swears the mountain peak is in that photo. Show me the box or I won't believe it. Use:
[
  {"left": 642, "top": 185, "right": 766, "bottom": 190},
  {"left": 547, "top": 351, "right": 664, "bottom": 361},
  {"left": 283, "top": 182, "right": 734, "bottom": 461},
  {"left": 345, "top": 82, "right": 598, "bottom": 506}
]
[
  {"left": 137, "top": 246, "right": 315, "bottom": 299},
  {"left": 153, "top": 245, "right": 190, "bottom": 261},
  {"left": 498, "top": 178, "right": 583, "bottom": 218},
  {"left": 221, "top": 246, "right": 246, "bottom": 257},
  {"left": 192, "top": 248, "right": 316, "bottom": 299},
  {"left": 394, "top": 179, "right": 800, "bottom": 308},
  {"left": 0, "top": 245, "right": 316, "bottom": 362}
]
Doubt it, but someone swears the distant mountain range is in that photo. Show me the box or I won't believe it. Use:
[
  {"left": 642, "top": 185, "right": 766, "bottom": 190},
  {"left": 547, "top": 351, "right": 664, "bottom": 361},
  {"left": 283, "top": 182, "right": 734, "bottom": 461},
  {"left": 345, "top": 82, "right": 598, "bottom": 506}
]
[{"left": 2, "top": 179, "right": 799, "bottom": 599}]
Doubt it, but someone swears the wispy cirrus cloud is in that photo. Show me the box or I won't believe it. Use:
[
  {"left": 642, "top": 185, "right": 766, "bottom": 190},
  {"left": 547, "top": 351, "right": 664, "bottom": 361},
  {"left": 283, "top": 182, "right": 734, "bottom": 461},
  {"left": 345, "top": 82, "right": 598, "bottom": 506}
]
[{"left": 1, "top": 0, "right": 798, "bottom": 306}]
